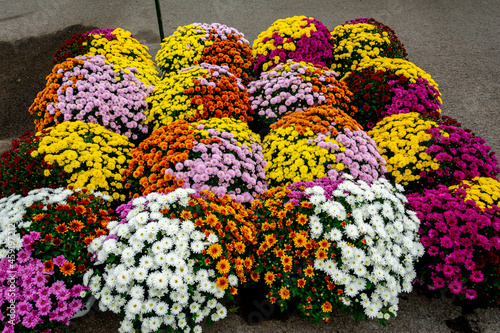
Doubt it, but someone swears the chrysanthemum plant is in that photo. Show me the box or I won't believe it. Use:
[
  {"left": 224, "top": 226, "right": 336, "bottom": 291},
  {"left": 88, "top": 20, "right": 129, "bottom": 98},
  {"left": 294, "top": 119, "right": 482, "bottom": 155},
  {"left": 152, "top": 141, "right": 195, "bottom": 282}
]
[
  {"left": 341, "top": 57, "right": 441, "bottom": 129},
  {"left": 0, "top": 246, "right": 88, "bottom": 332},
  {"left": 369, "top": 112, "right": 499, "bottom": 192},
  {"left": 84, "top": 189, "right": 257, "bottom": 333},
  {"left": 54, "top": 27, "right": 158, "bottom": 86},
  {"left": 253, "top": 16, "right": 334, "bottom": 74},
  {"left": 124, "top": 117, "right": 267, "bottom": 204},
  {"left": 407, "top": 177, "right": 500, "bottom": 306},
  {"left": 156, "top": 23, "right": 253, "bottom": 84},
  {"left": 146, "top": 63, "right": 252, "bottom": 130},
  {"left": 247, "top": 175, "right": 424, "bottom": 325},
  {"left": 248, "top": 60, "right": 357, "bottom": 125},
  {"left": 0, "top": 187, "right": 114, "bottom": 286},
  {"left": 342, "top": 18, "right": 408, "bottom": 58},
  {"left": 30, "top": 121, "right": 134, "bottom": 202},
  {"left": 29, "top": 55, "right": 153, "bottom": 142},
  {"left": 263, "top": 105, "right": 386, "bottom": 186},
  {"left": 330, "top": 19, "right": 408, "bottom": 76}
]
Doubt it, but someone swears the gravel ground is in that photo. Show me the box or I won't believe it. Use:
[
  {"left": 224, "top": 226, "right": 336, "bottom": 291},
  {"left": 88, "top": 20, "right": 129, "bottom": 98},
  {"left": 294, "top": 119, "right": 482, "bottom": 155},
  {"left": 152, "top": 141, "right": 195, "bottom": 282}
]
[{"left": 1, "top": 1, "right": 500, "bottom": 332}]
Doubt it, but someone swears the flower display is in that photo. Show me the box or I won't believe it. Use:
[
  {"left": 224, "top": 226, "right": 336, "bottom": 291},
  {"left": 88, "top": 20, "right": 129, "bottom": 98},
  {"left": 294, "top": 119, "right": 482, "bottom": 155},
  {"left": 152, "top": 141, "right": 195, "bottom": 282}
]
[
  {"left": 341, "top": 58, "right": 442, "bottom": 128},
  {"left": 146, "top": 63, "right": 252, "bottom": 129},
  {"left": 369, "top": 113, "right": 499, "bottom": 191},
  {"left": 29, "top": 55, "right": 153, "bottom": 141},
  {"left": 249, "top": 175, "right": 423, "bottom": 325},
  {"left": 0, "top": 247, "right": 88, "bottom": 332},
  {"left": 30, "top": 121, "right": 134, "bottom": 202},
  {"left": 406, "top": 181, "right": 500, "bottom": 306},
  {"left": 330, "top": 22, "right": 408, "bottom": 77},
  {"left": 84, "top": 189, "right": 257, "bottom": 332},
  {"left": 0, "top": 187, "right": 114, "bottom": 284},
  {"left": 263, "top": 105, "right": 386, "bottom": 186},
  {"left": 53, "top": 28, "right": 158, "bottom": 86},
  {"left": 0, "top": 131, "right": 68, "bottom": 198},
  {"left": 123, "top": 118, "right": 267, "bottom": 204},
  {"left": 156, "top": 23, "right": 253, "bottom": 83},
  {"left": 247, "top": 60, "right": 357, "bottom": 125},
  {"left": 253, "top": 16, "right": 334, "bottom": 74}
]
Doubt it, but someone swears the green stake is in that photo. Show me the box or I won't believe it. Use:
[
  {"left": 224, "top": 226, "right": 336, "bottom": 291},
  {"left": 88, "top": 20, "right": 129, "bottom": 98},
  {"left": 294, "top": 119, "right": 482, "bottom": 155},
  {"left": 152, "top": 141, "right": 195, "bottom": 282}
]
[{"left": 154, "top": 0, "right": 165, "bottom": 42}]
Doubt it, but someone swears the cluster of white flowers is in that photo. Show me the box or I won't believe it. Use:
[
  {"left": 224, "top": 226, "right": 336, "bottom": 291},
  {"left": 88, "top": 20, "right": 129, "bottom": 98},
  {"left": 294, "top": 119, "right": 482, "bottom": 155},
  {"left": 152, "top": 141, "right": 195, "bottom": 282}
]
[
  {"left": 0, "top": 187, "right": 110, "bottom": 258},
  {"left": 85, "top": 189, "right": 230, "bottom": 333},
  {"left": 305, "top": 175, "right": 424, "bottom": 320}
]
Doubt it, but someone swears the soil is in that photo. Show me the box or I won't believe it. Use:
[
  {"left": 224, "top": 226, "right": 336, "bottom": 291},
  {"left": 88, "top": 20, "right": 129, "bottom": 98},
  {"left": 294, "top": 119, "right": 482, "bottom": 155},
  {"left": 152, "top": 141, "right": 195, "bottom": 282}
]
[{"left": 0, "top": 25, "right": 97, "bottom": 140}]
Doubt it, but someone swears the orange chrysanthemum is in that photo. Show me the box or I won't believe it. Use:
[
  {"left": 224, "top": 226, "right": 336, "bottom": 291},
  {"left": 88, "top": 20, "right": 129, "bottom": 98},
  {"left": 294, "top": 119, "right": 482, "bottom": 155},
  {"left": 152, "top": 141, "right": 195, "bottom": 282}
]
[
  {"left": 216, "top": 259, "right": 231, "bottom": 274},
  {"left": 207, "top": 243, "right": 223, "bottom": 259},
  {"left": 321, "top": 301, "right": 333, "bottom": 313},
  {"left": 60, "top": 261, "right": 76, "bottom": 276},
  {"left": 279, "top": 286, "right": 291, "bottom": 300},
  {"left": 264, "top": 271, "right": 276, "bottom": 286},
  {"left": 215, "top": 276, "right": 229, "bottom": 290}
]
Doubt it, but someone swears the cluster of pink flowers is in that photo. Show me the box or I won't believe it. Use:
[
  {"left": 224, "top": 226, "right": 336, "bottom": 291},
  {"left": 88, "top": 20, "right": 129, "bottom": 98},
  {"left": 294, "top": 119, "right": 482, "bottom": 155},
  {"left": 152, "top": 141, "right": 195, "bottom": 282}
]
[
  {"left": 192, "top": 22, "right": 250, "bottom": 44},
  {"left": 420, "top": 125, "right": 500, "bottom": 187},
  {"left": 383, "top": 78, "right": 442, "bottom": 119},
  {"left": 47, "top": 55, "right": 154, "bottom": 141},
  {"left": 0, "top": 233, "right": 87, "bottom": 333},
  {"left": 329, "top": 128, "right": 387, "bottom": 183},
  {"left": 164, "top": 125, "right": 267, "bottom": 204},
  {"left": 406, "top": 185, "right": 500, "bottom": 304},
  {"left": 248, "top": 61, "right": 344, "bottom": 124}
]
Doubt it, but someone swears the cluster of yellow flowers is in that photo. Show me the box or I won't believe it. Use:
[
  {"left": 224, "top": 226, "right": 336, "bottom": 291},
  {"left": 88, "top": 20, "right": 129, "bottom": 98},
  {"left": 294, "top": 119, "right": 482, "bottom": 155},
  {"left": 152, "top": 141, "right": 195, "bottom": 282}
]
[
  {"left": 263, "top": 125, "right": 344, "bottom": 185},
  {"left": 31, "top": 121, "right": 133, "bottom": 201},
  {"left": 262, "top": 106, "right": 362, "bottom": 185},
  {"left": 342, "top": 57, "right": 439, "bottom": 89},
  {"left": 85, "top": 28, "right": 158, "bottom": 86},
  {"left": 449, "top": 177, "right": 500, "bottom": 210},
  {"left": 368, "top": 112, "right": 439, "bottom": 186},
  {"left": 330, "top": 24, "right": 395, "bottom": 75},
  {"left": 146, "top": 65, "right": 207, "bottom": 128},
  {"left": 156, "top": 24, "right": 212, "bottom": 75}
]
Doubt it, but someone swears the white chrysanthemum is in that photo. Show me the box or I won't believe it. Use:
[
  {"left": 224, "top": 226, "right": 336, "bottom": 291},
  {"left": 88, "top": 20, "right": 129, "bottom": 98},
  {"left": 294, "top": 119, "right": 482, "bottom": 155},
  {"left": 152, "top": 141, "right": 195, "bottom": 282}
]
[
  {"left": 145, "top": 232, "right": 157, "bottom": 243},
  {"left": 344, "top": 224, "right": 359, "bottom": 239},
  {"left": 151, "top": 241, "right": 163, "bottom": 255},
  {"left": 148, "top": 316, "right": 161, "bottom": 332},
  {"left": 121, "top": 247, "right": 136, "bottom": 260},
  {"left": 154, "top": 301, "right": 169, "bottom": 316},
  {"left": 138, "top": 255, "right": 155, "bottom": 270},
  {"left": 129, "top": 238, "right": 144, "bottom": 252},
  {"left": 126, "top": 298, "right": 142, "bottom": 314},
  {"left": 130, "top": 285, "right": 145, "bottom": 299},
  {"left": 165, "top": 222, "right": 180, "bottom": 236},
  {"left": 170, "top": 274, "right": 184, "bottom": 290},
  {"left": 191, "top": 241, "right": 206, "bottom": 253},
  {"left": 149, "top": 211, "right": 163, "bottom": 221},
  {"left": 134, "top": 228, "right": 150, "bottom": 242},
  {"left": 328, "top": 227, "right": 342, "bottom": 242},
  {"left": 170, "top": 302, "right": 182, "bottom": 315},
  {"left": 134, "top": 267, "right": 148, "bottom": 282},
  {"left": 119, "top": 319, "right": 134, "bottom": 332},
  {"left": 207, "top": 233, "right": 218, "bottom": 243},
  {"left": 189, "top": 302, "right": 200, "bottom": 314},
  {"left": 102, "top": 239, "right": 118, "bottom": 253},
  {"left": 193, "top": 325, "right": 203, "bottom": 333},
  {"left": 228, "top": 275, "right": 238, "bottom": 286},
  {"left": 134, "top": 212, "right": 150, "bottom": 225},
  {"left": 154, "top": 253, "right": 168, "bottom": 265},
  {"left": 309, "top": 220, "right": 323, "bottom": 238}
]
